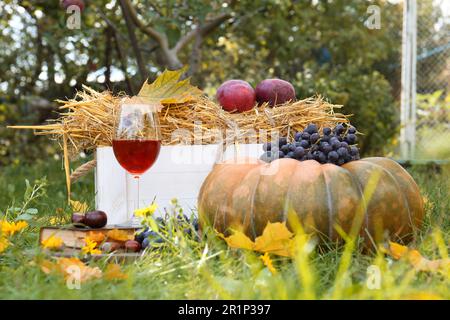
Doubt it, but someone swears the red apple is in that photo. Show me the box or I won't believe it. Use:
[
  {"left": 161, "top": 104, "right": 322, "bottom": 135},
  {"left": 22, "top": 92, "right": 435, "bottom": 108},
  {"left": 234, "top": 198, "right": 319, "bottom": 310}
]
[
  {"left": 255, "top": 79, "right": 296, "bottom": 107},
  {"left": 216, "top": 80, "right": 256, "bottom": 112},
  {"left": 61, "top": 0, "right": 85, "bottom": 11}
]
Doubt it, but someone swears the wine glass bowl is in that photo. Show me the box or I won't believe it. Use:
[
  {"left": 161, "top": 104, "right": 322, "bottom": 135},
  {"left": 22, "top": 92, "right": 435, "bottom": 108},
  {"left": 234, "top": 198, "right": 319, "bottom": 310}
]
[{"left": 112, "top": 98, "right": 162, "bottom": 225}]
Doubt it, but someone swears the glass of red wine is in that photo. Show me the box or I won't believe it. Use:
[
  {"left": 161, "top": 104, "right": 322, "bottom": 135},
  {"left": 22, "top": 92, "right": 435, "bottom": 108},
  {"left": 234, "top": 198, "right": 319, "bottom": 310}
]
[{"left": 112, "top": 97, "right": 161, "bottom": 226}]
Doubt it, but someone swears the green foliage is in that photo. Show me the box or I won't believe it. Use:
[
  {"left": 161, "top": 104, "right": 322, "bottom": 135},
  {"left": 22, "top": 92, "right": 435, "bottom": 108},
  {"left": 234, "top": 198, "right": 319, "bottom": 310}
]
[{"left": 0, "top": 0, "right": 447, "bottom": 162}]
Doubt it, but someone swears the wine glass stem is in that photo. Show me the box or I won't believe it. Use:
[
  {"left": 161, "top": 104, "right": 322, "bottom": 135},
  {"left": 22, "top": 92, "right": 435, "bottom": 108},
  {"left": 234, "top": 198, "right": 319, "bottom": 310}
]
[{"left": 133, "top": 175, "right": 141, "bottom": 226}]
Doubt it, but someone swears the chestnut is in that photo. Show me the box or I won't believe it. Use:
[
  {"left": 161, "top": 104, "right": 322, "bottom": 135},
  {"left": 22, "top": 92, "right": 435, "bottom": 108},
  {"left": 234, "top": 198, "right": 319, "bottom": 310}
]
[
  {"left": 84, "top": 210, "right": 108, "bottom": 228},
  {"left": 124, "top": 240, "right": 141, "bottom": 252},
  {"left": 72, "top": 213, "right": 86, "bottom": 225},
  {"left": 100, "top": 241, "right": 122, "bottom": 253}
]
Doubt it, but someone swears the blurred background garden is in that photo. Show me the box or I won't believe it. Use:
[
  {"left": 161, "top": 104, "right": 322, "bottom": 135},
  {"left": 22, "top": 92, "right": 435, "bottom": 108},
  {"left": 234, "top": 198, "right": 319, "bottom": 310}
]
[
  {"left": 0, "top": 0, "right": 449, "bottom": 300},
  {"left": 0, "top": 0, "right": 449, "bottom": 167}
]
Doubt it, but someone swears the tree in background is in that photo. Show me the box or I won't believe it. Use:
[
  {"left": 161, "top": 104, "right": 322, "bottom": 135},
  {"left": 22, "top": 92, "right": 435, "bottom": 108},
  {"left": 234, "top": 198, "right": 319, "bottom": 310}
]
[{"left": 0, "top": 0, "right": 447, "bottom": 164}]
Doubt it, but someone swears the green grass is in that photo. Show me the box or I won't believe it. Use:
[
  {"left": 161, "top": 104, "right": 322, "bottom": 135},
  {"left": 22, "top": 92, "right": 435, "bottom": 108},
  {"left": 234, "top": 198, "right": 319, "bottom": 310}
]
[{"left": 0, "top": 159, "right": 449, "bottom": 299}]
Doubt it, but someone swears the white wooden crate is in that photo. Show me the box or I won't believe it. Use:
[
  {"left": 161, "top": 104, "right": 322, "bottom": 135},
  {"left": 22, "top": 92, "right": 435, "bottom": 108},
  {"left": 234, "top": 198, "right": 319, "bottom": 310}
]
[{"left": 95, "top": 144, "right": 262, "bottom": 225}]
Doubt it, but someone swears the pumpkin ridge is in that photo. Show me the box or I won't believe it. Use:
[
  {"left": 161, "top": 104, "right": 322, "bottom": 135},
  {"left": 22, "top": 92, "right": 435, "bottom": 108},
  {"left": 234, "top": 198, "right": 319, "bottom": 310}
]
[
  {"left": 342, "top": 163, "right": 369, "bottom": 239},
  {"left": 362, "top": 157, "right": 424, "bottom": 231},
  {"left": 245, "top": 164, "right": 266, "bottom": 239},
  {"left": 281, "top": 160, "right": 305, "bottom": 224},
  {"left": 358, "top": 159, "right": 413, "bottom": 239},
  {"left": 320, "top": 166, "right": 335, "bottom": 240}
]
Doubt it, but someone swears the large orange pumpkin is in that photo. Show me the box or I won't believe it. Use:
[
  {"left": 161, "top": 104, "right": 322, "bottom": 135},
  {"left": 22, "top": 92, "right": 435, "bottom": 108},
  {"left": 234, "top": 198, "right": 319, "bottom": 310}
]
[{"left": 198, "top": 157, "right": 424, "bottom": 244}]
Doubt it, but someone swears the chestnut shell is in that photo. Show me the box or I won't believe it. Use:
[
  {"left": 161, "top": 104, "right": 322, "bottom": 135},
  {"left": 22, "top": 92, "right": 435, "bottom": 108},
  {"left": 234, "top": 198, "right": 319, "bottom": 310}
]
[{"left": 84, "top": 210, "right": 108, "bottom": 228}]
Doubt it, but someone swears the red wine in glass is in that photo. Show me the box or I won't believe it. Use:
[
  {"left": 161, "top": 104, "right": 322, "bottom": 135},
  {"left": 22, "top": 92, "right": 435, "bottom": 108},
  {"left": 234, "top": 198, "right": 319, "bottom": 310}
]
[
  {"left": 112, "top": 139, "right": 161, "bottom": 176},
  {"left": 112, "top": 98, "right": 162, "bottom": 226}
]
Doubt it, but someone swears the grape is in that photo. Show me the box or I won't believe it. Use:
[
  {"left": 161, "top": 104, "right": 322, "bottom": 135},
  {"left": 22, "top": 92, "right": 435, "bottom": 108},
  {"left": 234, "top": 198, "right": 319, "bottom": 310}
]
[
  {"left": 323, "top": 127, "right": 332, "bottom": 136},
  {"left": 334, "top": 124, "right": 345, "bottom": 135},
  {"left": 279, "top": 137, "right": 288, "bottom": 147},
  {"left": 340, "top": 141, "right": 350, "bottom": 150},
  {"left": 142, "top": 238, "right": 150, "bottom": 249},
  {"left": 135, "top": 227, "right": 149, "bottom": 243},
  {"left": 193, "top": 219, "right": 199, "bottom": 231},
  {"left": 305, "top": 124, "right": 318, "bottom": 134},
  {"left": 321, "top": 135, "right": 330, "bottom": 142},
  {"left": 259, "top": 123, "right": 360, "bottom": 166},
  {"left": 320, "top": 142, "right": 332, "bottom": 154},
  {"left": 301, "top": 132, "right": 310, "bottom": 140},
  {"left": 289, "top": 143, "right": 297, "bottom": 152},
  {"left": 286, "top": 151, "right": 295, "bottom": 158},
  {"left": 330, "top": 137, "right": 340, "bottom": 150},
  {"left": 337, "top": 147, "right": 349, "bottom": 158},
  {"left": 345, "top": 133, "right": 357, "bottom": 144},
  {"left": 260, "top": 152, "right": 272, "bottom": 162},
  {"left": 281, "top": 144, "right": 290, "bottom": 154},
  {"left": 328, "top": 151, "right": 339, "bottom": 162},
  {"left": 310, "top": 133, "right": 320, "bottom": 144},
  {"left": 300, "top": 140, "right": 310, "bottom": 149},
  {"left": 312, "top": 150, "right": 320, "bottom": 161},
  {"left": 310, "top": 144, "right": 319, "bottom": 152},
  {"left": 313, "top": 151, "right": 326, "bottom": 163},
  {"left": 318, "top": 152, "right": 327, "bottom": 163},
  {"left": 263, "top": 142, "right": 271, "bottom": 151},
  {"left": 293, "top": 147, "right": 305, "bottom": 159}
]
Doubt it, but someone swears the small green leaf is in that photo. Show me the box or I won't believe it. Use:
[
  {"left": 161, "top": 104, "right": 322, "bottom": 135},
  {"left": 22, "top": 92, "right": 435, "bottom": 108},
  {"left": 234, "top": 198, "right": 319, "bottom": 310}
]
[
  {"left": 16, "top": 213, "right": 34, "bottom": 221},
  {"left": 25, "top": 208, "right": 38, "bottom": 215}
]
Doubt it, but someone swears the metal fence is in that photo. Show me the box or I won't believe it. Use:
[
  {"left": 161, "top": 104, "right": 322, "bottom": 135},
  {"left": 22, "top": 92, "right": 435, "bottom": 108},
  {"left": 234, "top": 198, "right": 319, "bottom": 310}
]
[{"left": 400, "top": 0, "right": 450, "bottom": 161}]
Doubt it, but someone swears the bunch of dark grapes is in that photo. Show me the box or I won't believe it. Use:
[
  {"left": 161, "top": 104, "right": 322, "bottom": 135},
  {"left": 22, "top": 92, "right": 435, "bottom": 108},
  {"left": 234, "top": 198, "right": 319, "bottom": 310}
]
[
  {"left": 260, "top": 123, "right": 360, "bottom": 165},
  {"left": 134, "top": 215, "right": 200, "bottom": 250}
]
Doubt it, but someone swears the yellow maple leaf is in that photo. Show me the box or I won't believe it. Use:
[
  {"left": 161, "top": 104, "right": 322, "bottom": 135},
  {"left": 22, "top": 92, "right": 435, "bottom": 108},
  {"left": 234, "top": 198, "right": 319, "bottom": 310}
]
[
  {"left": 82, "top": 238, "right": 102, "bottom": 255},
  {"left": 219, "top": 230, "right": 254, "bottom": 251},
  {"left": 86, "top": 231, "right": 106, "bottom": 244},
  {"left": 260, "top": 252, "right": 277, "bottom": 274},
  {"left": 107, "top": 229, "right": 133, "bottom": 242},
  {"left": 388, "top": 241, "right": 450, "bottom": 275},
  {"left": 69, "top": 200, "right": 89, "bottom": 213},
  {"left": 254, "top": 222, "right": 294, "bottom": 257},
  {"left": 103, "top": 263, "right": 128, "bottom": 281},
  {"left": 138, "top": 66, "right": 203, "bottom": 105},
  {"left": 41, "top": 235, "right": 64, "bottom": 251},
  {"left": 220, "top": 222, "right": 295, "bottom": 257},
  {"left": 41, "top": 257, "right": 102, "bottom": 283}
]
